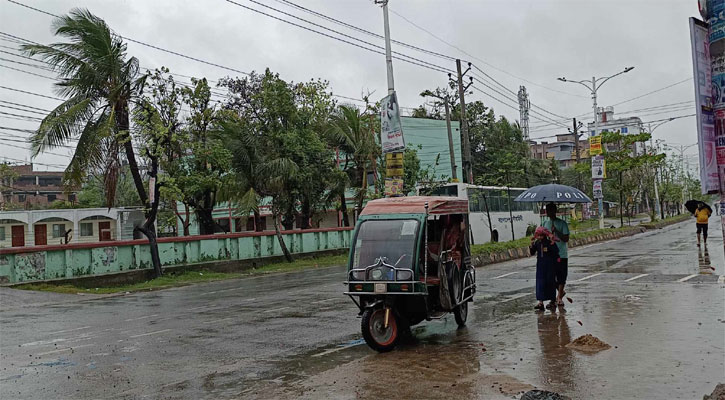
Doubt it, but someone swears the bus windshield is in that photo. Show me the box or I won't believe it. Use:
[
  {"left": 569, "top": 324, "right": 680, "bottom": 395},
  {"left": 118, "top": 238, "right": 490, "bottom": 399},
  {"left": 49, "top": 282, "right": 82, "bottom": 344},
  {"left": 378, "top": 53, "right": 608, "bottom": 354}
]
[{"left": 352, "top": 219, "right": 419, "bottom": 270}]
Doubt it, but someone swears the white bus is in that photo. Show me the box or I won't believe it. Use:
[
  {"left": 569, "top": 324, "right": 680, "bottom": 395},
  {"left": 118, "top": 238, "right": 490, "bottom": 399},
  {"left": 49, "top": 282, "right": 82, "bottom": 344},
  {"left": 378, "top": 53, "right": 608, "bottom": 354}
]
[{"left": 419, "top": 182, "right": 540, "bottom": 244}]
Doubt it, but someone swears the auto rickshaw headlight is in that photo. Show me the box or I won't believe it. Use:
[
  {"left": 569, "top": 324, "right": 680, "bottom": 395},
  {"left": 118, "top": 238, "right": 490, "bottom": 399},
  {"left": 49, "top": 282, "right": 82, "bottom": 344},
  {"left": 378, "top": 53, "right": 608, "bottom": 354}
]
[
  {"left": 371, "top": 269, "right": 383, "bottom": 280},
  {"left": 351, "top": 270, "right": 365, "bottom": 280},
  {"left": 396, "top": 270, "right": 412, "bottom": 281}
]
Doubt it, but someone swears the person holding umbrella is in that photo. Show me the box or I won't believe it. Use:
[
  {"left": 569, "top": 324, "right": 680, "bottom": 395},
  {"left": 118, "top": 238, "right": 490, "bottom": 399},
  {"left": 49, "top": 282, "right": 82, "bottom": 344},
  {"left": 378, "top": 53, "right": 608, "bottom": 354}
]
[
  {"left": 695, "top": 202, "right": 712, "bottom": 246},
  {"left": 514, "top": 184, "right": 591, "bottom": 308},
  {"left": 543, "top": 203, "right": 570, "bottom": 306}
]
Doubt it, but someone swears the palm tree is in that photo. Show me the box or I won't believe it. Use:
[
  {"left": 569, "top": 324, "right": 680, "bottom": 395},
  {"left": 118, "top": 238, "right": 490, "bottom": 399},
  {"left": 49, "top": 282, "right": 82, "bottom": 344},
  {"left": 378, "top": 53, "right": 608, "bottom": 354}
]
[
  {"left": 218, "top": 116, "right": 298, "bottom": 262},
  {"left": 326, "top": 105, "right": 379, "bottom": 222},
  {"left": 22, "top": 9, "right": 162, "bottom": 277}
]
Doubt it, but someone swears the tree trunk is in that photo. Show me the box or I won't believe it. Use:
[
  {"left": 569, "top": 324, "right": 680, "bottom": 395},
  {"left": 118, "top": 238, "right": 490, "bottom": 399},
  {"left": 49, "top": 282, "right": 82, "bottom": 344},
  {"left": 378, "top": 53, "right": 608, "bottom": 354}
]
[
  {"left": 619, "top": 172, "right": 624, "bottom": 228},
  {"left": 482, "top": 193, "right": 494, "bottom": 243},
  {"left": 117, "top": 100, "right": 161, "bottom": 277},
  {"left": 300, "top": 199, "right": 312, "bottom": 230},
  {"left": 339, "top": 192, "right": 350, "bottom": 227},
  {"left": 196, "top": 207, "right": 217, "bottom": 235},
  {"left": 174, "top": 204, "right": 190, "bottom": 236},
  {"left": 253, "top": 210, "right": 263, "bottom": 232},
  {"left": 273, "top": 213, "right": 294, "bottom": 262},
  {"left": 136, "top": 163, "right": 162, "bottom": 278}
]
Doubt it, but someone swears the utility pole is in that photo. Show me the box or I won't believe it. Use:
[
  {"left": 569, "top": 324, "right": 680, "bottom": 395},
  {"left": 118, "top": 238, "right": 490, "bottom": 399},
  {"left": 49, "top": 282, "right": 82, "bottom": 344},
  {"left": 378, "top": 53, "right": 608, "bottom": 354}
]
[
  {"left": 454, "top": 60, "right": 474, "bottom": 184},
  {"left": 518, "top": 86, "right": 530, "bottom": 141},
  {"left": 422, "top": 90, "right": 457, "bottom": 181},
  {"left": 572, "top": 118, "right": 581, "bottom": 165},
  {"left": 378, "top": 0, "right": 394, "bottom": 94},
  {"left": 558, "top": 66, "right": 634, "bottom": 229}
]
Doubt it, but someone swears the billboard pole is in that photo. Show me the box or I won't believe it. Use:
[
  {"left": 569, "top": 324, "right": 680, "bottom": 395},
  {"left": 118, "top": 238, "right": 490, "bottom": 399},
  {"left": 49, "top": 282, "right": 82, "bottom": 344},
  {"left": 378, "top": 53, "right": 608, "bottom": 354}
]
[
  {"left": 701, "top": 0, "right": 725, "bottom": 254},
  {"left": 376, "top": 0, "right": 404, "bottom": 197}
]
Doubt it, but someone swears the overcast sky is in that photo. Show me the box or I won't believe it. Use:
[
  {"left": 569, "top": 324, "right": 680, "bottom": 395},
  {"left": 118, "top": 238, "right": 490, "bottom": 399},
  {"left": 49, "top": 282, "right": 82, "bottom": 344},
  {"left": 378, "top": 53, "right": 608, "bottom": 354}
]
[{"left": 0, "top": 0, "right": 702, "bottom": 172}]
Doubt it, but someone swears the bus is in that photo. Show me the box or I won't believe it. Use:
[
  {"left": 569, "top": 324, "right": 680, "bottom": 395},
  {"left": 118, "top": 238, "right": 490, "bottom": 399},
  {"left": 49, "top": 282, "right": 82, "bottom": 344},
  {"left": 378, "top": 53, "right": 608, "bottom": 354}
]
[{"left": 419, "top": 182, "right": 540, "bottom": 244}]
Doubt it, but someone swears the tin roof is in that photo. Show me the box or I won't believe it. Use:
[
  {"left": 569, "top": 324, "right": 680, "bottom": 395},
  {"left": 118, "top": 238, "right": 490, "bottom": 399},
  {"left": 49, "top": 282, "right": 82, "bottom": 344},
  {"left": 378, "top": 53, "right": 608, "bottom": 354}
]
[{"left": 360, "top": 196, "right": 469, "bottom": 216}]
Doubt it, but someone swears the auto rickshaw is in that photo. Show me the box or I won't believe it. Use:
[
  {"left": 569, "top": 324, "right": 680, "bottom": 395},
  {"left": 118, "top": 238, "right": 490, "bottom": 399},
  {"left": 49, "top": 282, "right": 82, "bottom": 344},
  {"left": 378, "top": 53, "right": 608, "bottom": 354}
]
[{"left": 344, "top": 196, "right": 476, "bottom": 352}]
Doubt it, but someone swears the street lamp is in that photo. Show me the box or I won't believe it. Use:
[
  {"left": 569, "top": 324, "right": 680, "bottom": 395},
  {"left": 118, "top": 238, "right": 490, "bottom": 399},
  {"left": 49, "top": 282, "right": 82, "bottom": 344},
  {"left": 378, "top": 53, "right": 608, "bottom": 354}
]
[
  {"left": 557, "top": 67, "right": 635, "bottom": 229},
  {"left": 647, "top": 118, "right": 675, "bottom": 220}
]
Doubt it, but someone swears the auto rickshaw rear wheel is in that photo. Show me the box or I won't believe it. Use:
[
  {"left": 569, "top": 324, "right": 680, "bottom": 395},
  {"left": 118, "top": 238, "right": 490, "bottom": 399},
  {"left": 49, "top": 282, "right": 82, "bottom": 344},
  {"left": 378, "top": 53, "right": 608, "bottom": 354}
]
[
  {"left": 361, "top": 307, "right": 399, "bottom": 352},
  {"left": 453, "top": 269, "right": 471, "bottom": 327}
]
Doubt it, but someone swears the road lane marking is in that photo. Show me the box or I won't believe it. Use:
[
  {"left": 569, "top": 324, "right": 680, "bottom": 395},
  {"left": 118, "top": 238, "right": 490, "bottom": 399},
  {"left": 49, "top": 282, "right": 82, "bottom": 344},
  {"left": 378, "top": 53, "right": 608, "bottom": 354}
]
[
  {"left": 129, "top": 329, "right": 171, "bottom": 338},
  {"left": 576, "top": 272, "right": 602, "bottom": 282},
  {"left": 47, "top": 326, "right": 91, "bottom": 335},
  {"left": 677, "top": 274, "right": 699, "bottom": 283},
  {"left": 625, "top": 273, "right": 649, "bottom": 282},
  {"left": 37, "top": 343, "right": 95, "bottom": 356},
  {"left": 719, "top": 275, "right": 725, "bottom": 284},
  {"left": 492, "top": 271, "right": 519, "bottom": 279},
  {"left": 501, "top": 292, "right": 532, "bottom": 303},
  {"left": 21, "top": 338, "right": 67, "bottom": 347},
  {"left": 262, "top": 306, "right": 290, "bottom": 314},
  {"left": 124, "top": 314, "right": 159, "bottom": 322},
  {"left": 311, "top": 298, "right": 337, "bottom": 304},
  {"left": 312, "top": 339, "right": 366, "bottom": 357}
]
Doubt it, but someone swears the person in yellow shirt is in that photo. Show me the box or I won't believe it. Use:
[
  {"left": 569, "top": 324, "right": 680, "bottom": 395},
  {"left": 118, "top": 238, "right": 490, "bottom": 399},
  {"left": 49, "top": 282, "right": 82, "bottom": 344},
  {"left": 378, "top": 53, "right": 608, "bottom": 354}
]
[{"left": 695, "top": 202, "right": 711, "bottom": 246}]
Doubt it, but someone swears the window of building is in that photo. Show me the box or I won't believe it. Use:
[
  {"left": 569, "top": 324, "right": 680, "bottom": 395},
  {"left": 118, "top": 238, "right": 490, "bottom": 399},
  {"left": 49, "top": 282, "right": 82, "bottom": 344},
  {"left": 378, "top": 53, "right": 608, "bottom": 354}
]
[
  {"left": 214, "top": 218, "right": 230, "bottom": 233},
  {"left": 47, "top": 194, "right": 56, "bottom": 202},
  {"left": 18, "top": 194, "right": 26, "bottom": 202},
  {"left": 0, "top": 226, "right": 5, "bottom": 241},
  {"left": 52, "top": 224, "right": 65, "bottom": 238},
  {"left": 80, "top": 223, "right": 93, "bottom": 237},
  {"left": 621, "top": 127, "right": 628, "bottom": 133}
]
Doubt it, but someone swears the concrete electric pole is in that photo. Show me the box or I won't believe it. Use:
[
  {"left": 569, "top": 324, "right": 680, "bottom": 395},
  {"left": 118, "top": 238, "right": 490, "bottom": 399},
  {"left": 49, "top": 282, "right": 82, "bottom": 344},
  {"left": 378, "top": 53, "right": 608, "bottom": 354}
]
[
  {"left": 455, "top": 60, "right": 474, "bottom": 184},
  {"left": 558, "top": 67, "right": 634, "bottom": 229}
]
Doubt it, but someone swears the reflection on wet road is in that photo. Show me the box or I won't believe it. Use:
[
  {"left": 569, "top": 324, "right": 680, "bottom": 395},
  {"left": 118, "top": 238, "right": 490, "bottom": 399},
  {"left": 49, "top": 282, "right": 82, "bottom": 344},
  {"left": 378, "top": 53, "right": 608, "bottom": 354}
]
[{"left": 0, "top": 221, "right": 723, "bottom": 399}]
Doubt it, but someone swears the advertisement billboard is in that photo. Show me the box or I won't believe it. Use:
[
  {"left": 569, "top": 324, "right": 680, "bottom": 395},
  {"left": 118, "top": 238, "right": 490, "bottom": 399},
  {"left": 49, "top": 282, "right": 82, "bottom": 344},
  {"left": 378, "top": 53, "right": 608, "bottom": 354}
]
[
  {"left": 690, "top": 17, "right": 720, "bottom": 194},
  {"left": 380, "top": 92, "right": 405, "bottom": 153}
]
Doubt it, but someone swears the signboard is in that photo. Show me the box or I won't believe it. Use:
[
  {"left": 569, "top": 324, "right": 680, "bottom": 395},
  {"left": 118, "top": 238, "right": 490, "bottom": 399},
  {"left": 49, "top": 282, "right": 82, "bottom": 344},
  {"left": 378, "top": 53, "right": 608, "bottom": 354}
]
[
  {"left": 591, "top": 156, "right": 606, "bottom": 179},
  {"left": 380, "top": 92, "right": 404, "bottom": 153},
  {"left": 589, "top": 136, "right": 602, "bottom": 155},
  {"left": 385, "top": 152, "right": 404, "bottom": 177},
  {"left": 690, "top": 17, "right": 720, "bottom": 193},
  {"left": 592, "top": 179, "right": 603, "bottom": 199},
  {"left": 384, "top": 178, "right": 404, "bottom": 197}
]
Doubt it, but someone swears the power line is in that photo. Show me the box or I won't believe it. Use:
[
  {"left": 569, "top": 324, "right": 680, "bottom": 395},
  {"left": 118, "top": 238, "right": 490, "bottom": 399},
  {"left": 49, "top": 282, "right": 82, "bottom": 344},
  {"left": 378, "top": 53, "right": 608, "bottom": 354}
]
[
  {"left": 387, "top": 6, "right": 588, "bottom": 99},
  {"left": 0, "top": 85, "right": 63, "bottom": 101},
  {"left": 0, "top": 63, "right": 56, "bottom": 79},
  {"left": 270, "top": 0, "right": 456, "bottom": 61},
  {"left": 221, "top": 0, "right": 451, "bottom": 74},
  {"left": 611, "top": 77, "right": 693, "bottom": 107}
]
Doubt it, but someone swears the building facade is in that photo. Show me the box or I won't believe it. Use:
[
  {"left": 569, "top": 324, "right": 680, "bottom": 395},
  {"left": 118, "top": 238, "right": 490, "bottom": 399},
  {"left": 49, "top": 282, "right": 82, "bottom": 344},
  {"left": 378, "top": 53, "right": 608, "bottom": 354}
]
[
  {"left": 0, "top": 207, "right": 145, "bottom": 248},
  {"left": 529, "top": 133, "right": 590, "bottom": 169},
  {"left": 586, "top": 106, "right": 645, "bottom": 154},
  {"left": 0, "top": 164, "right": 79, "bottom": 209}
]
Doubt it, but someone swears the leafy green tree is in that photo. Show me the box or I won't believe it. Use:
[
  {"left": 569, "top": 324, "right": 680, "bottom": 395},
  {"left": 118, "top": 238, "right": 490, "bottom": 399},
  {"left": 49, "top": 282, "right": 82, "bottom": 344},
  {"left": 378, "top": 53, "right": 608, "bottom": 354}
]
[
  {"left": 22, "top": 10, "right": 165, "bottom": 276},
  {"left": 326, "top": 104, "right": 380, "bottom": 219},
  {"left": 601, "top": 130, "right": 663, "bottom": 226}
]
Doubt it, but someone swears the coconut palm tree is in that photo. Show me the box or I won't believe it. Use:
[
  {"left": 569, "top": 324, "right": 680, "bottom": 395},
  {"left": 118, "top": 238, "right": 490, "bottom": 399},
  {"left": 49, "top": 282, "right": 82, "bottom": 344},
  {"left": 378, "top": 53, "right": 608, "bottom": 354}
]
[
  {"left": 22, "top": 9, "right": 162, "bottom": 277},
  {"left": 217, "top": 116, "right": 298, "bottom": 262},
  {"left": 326, "top": 105, "right": 380, "bottom": 220}
]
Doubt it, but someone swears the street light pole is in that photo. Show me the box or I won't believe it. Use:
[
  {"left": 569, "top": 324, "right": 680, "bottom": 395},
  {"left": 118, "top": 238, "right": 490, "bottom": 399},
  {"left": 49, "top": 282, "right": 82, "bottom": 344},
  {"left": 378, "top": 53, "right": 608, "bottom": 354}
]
[
  {"left": 647, "top": 118, "right": 676, "bottom": 220},
  {"left": 377, "top": 0, "right": 394, "bottom": 94},
  {"left": 558, "top": 67, "right": 634, "bottom": 229}
]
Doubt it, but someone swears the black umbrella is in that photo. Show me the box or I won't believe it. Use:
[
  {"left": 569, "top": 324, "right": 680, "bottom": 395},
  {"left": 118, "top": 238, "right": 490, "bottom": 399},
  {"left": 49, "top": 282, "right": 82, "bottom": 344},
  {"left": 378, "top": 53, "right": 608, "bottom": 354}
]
[
  {"left": 685, "top": 200, "right": 699, "bottom": 214},
  {"left": 513, "top": 183, "right": 592, "bottom": 203}
]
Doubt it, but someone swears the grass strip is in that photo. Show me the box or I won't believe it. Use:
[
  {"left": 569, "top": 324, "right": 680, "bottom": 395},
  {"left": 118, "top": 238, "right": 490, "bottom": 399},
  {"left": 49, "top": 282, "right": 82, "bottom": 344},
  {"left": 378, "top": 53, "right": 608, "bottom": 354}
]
[{"left": 14, "top": 254, "right": 348, "bottom": 294}]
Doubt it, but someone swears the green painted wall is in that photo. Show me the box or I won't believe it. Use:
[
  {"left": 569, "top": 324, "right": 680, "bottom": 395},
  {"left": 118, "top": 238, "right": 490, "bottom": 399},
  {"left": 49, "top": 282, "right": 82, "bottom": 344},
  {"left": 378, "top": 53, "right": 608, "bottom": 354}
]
[{"left": 0, "top": 229, "right": 352, "bottom": 284}]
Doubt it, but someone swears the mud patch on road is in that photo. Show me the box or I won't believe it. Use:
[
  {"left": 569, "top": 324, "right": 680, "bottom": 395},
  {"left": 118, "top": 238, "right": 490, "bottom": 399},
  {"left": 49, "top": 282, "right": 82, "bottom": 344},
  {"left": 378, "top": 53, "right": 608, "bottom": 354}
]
[
  {"left": 565, "top": 334, "right": 611, "bottom": 353},
  {"left": 284, "top": 343, "right": 534, "bottom": 399}
]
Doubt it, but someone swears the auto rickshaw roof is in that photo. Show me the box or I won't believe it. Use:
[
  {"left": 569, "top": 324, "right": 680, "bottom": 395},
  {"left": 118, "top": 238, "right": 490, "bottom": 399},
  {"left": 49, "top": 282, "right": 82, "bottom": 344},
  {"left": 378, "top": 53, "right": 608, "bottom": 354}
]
[{"left": 360, "top": 196, "right": 469, "bottom": 216}]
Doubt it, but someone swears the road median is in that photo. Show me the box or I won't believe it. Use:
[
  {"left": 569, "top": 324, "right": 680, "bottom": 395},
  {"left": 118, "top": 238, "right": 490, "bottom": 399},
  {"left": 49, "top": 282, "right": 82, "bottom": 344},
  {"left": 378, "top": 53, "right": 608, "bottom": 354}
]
[{"left": 471, "top": 214, "right": 690, "bottom": 267}]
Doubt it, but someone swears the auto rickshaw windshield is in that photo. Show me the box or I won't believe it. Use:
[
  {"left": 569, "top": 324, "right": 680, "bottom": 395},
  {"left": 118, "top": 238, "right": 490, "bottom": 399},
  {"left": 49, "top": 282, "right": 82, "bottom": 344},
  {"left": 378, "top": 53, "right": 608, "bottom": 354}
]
[{"left": 352, "top": 219, "right": 419, "bottom": 271}]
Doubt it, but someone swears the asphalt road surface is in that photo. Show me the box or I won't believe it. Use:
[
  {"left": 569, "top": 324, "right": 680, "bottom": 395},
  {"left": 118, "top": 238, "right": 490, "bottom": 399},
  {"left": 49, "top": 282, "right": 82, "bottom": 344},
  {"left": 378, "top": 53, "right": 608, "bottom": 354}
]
[{"left": 1, "top": 221, "right": 723, "bottom": 399}]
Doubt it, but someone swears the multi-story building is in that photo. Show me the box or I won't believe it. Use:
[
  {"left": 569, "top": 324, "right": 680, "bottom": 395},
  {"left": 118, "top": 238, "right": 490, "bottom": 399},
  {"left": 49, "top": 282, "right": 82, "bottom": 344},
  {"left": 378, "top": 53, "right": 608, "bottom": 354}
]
[
  {"left": 0, "top": 164, "right": 79, "bottom": 209},
  {"left": 529, "top": 133, "right": 589, "bottom": 169},
  {"left": 587, "top": 106, "right": 645, "bottom": 154}
]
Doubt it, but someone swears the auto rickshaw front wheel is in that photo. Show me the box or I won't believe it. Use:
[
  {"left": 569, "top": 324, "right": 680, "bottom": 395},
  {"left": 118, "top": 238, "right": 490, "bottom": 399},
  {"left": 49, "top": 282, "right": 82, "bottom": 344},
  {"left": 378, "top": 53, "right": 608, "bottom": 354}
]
[{"left": 361, "top": 307, "right": 399, "bottom": 352}]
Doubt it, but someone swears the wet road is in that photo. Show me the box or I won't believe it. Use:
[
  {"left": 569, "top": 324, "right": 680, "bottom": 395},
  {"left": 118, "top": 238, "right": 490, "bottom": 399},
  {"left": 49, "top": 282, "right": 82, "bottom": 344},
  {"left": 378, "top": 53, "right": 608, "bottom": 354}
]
[{"left": 0, "top": 221, "right": 723, "bottom": 399}]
